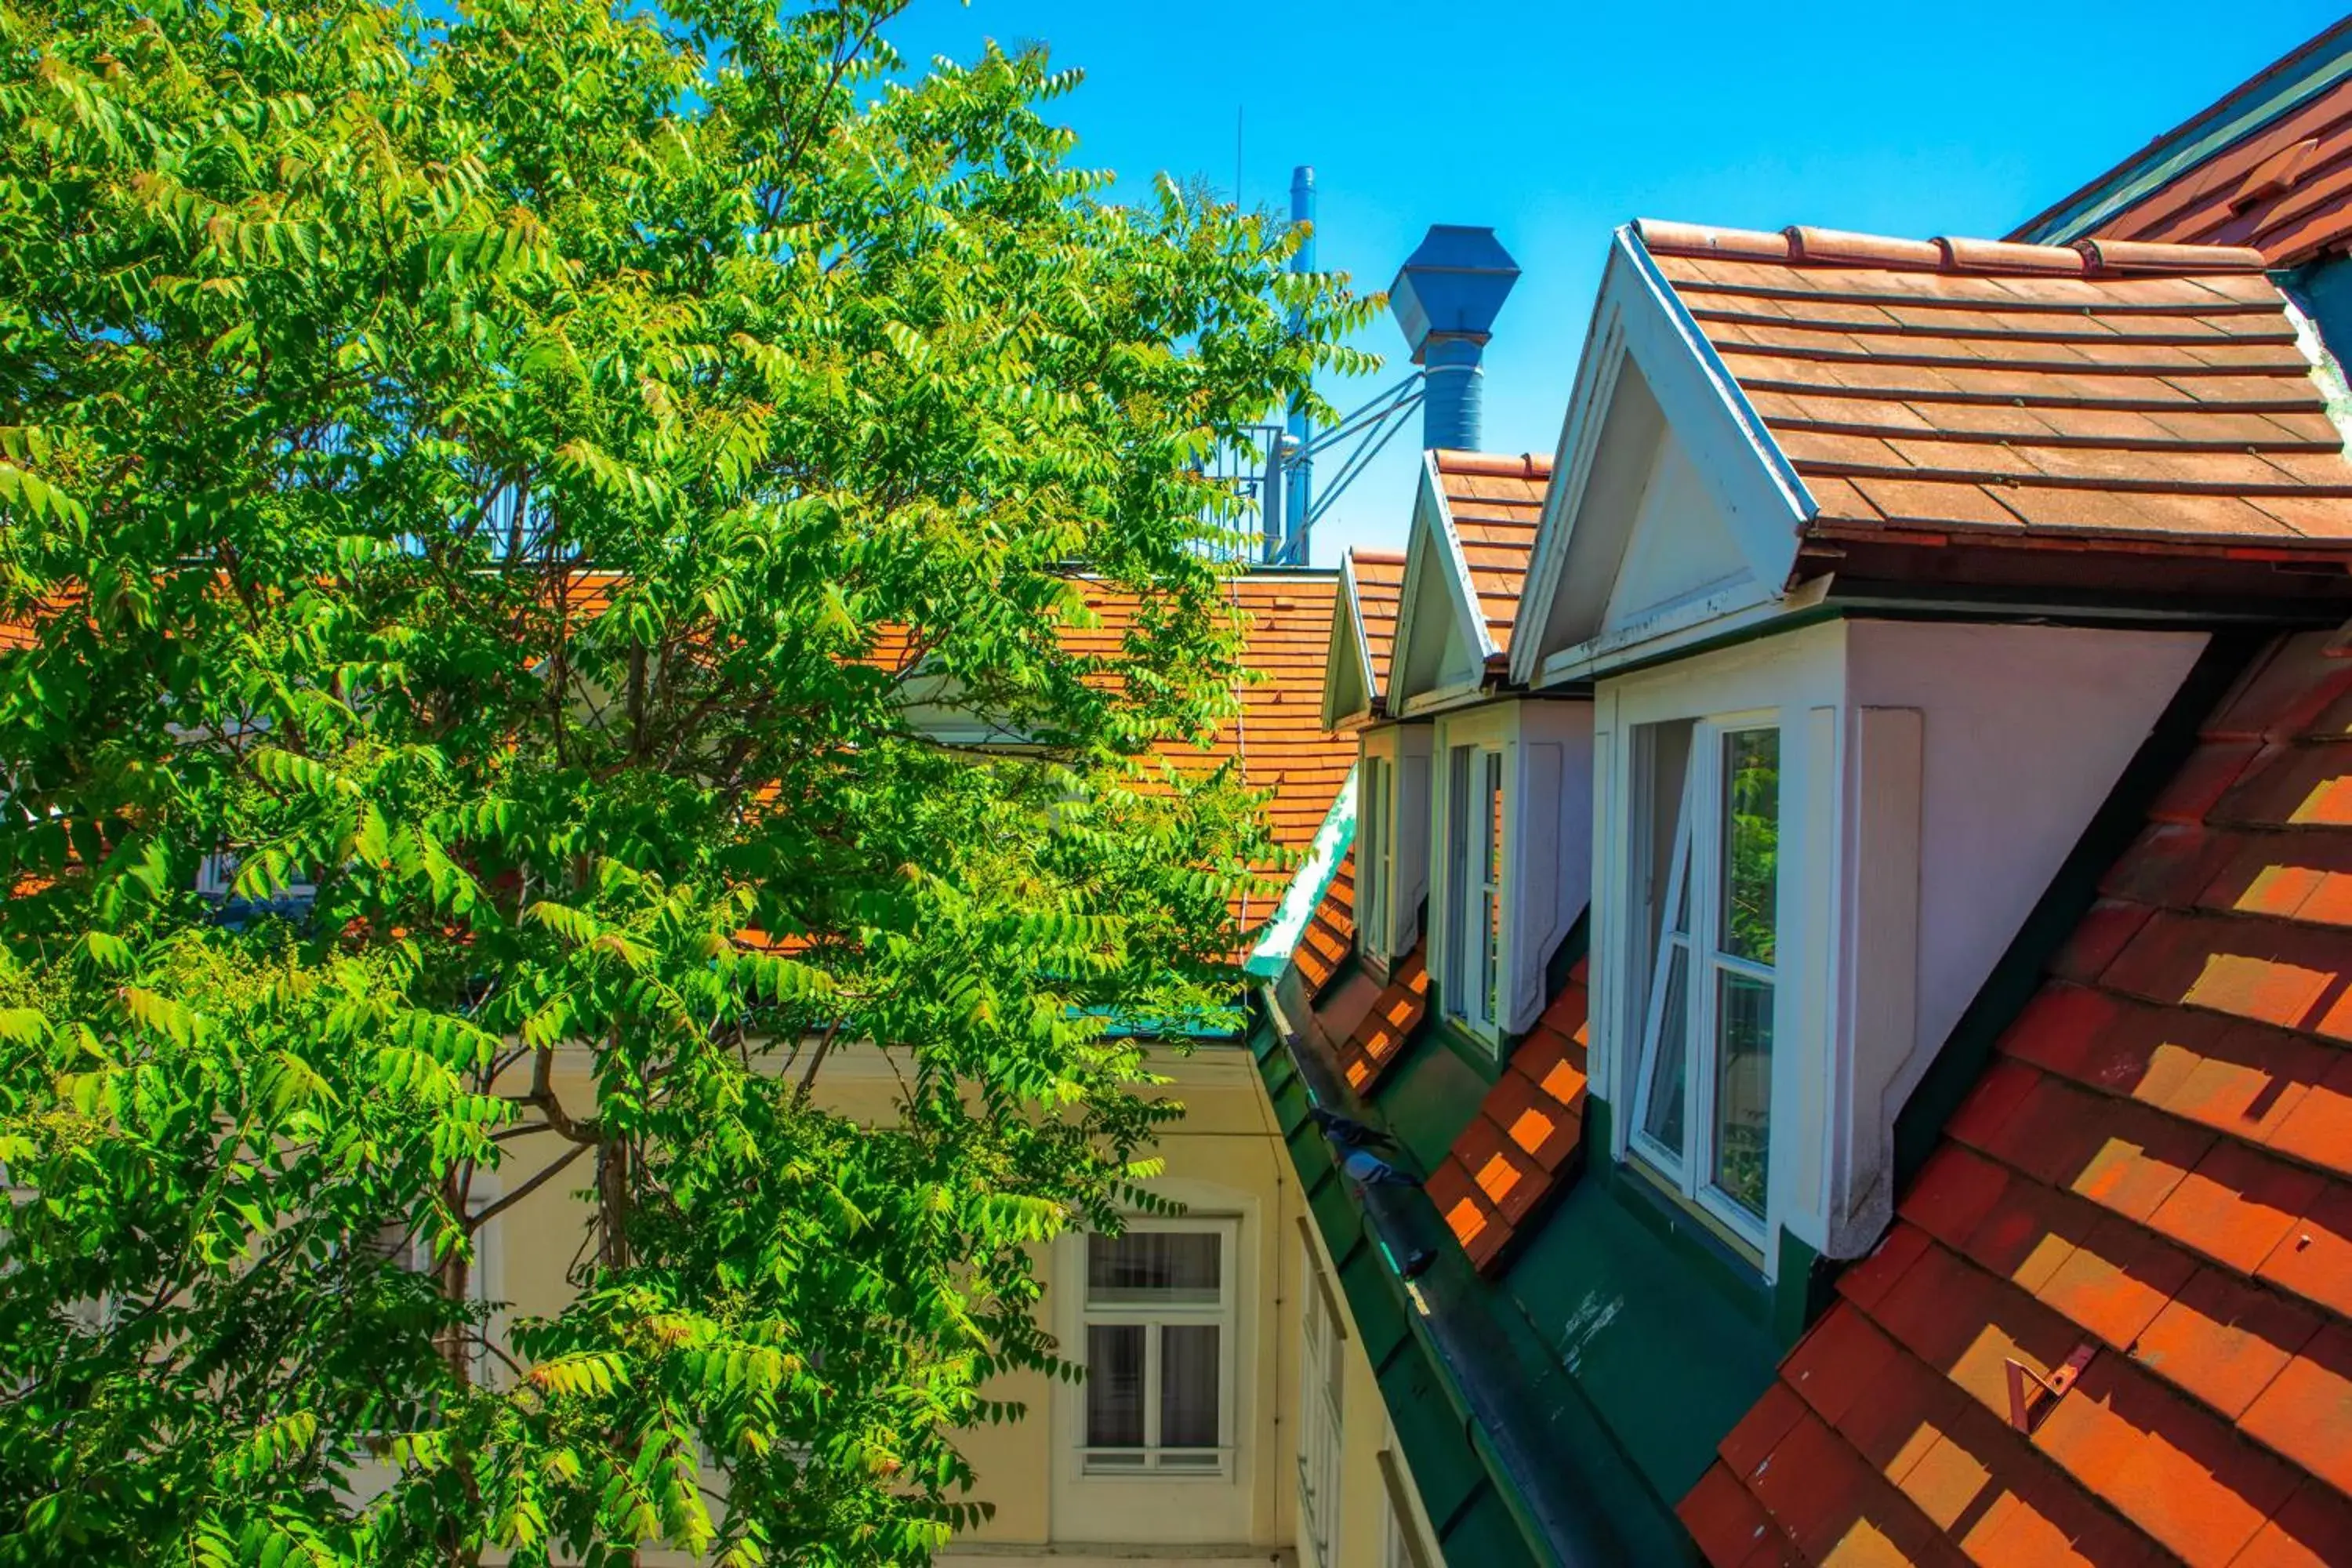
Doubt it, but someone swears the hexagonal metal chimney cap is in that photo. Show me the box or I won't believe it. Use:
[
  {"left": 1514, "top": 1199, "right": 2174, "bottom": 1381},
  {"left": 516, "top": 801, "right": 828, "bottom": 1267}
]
[{"left": 1389, "top": 225, "right": 1521, "bottom": 365}]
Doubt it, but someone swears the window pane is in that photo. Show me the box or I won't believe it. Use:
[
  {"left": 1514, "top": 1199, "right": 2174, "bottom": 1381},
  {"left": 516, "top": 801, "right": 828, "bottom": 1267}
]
[
  {"left": 1446, "top": 746, "right": 1472, "bottom": 1013},
  {"left": 1640, "top": 944, "right": 1690, "bottom": 1154},
  {"left": 1482, "top": 751, "right": 1502, "bottom": 1022},
  {"left": 1712, "top": 971, "right": 1774, "bottom": 1219},
  {"left": 1159, "top": 1324, "right": 1221, "bottom": 1449},
  {"left": 1719, "top": 729, "right": 1779, "bottom": 966},
  {"left": 1087, "top": 1231, "right": 1221, "bottom": 1305},
  {"left": 1642, "top": 720, "right": 1696, "bottom": 953},
  {"left": 1085, "top": 1324, "right": 1145, "bottom": 1448}
]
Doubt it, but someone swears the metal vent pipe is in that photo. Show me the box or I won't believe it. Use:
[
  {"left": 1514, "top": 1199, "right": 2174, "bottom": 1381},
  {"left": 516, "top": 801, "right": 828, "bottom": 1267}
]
[{"left": 1388, "top": 225, "right": 1521, "bottom": 452}]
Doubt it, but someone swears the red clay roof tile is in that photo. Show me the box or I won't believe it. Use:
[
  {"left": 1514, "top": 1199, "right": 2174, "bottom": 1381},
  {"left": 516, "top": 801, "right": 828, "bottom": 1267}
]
[
  {"left": 1345, "top": 550, "right": 1405, "bottom": 710},
  {"left": 1629, "top": 220, "right": 2352, "bottom": 570},
  {"left": 2017, "top": 41, "right": 2352, "bottom": 268},
  {"left": 1330, "top": 943, "right": 1429, "bottom": 1095},
  {"left": 1291, "top": 851, "right": 1355, "bottom": 1000},
  {"left": 1430, "top": 449, "right": 1550, "bottom": 656},
  {"left": 1691, "top": 627, "right": 2352, "bottom": 1566},
  {"left": 1431, "top": 969, "right": 1589, "bottom": 1276}
]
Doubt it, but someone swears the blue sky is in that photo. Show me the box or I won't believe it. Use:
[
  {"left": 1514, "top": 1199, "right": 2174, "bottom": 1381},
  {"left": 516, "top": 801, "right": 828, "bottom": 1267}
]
[{"left": 883, "top": 1, "right": 2348, "bottom": 564}]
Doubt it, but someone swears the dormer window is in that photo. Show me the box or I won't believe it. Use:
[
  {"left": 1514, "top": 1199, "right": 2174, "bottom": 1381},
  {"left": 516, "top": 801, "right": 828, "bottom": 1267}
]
[{"left": 1628, "top": 719, "right": 1779, "bottom": 1245}]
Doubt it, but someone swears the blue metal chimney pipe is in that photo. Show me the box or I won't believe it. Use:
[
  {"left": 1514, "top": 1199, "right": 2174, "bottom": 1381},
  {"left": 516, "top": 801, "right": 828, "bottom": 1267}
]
[
  {"left": 1389, "top": 225, "right": 1520, "bottom": 452},
  {"left": 1279, "top": 165, "right": 1316, "bottom": 564}
]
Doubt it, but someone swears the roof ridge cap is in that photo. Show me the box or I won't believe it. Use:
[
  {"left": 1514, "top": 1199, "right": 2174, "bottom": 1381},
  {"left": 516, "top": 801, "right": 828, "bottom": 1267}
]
[
  {"left": 1635, "top": 216, "right": 2274, "bottom": 279},
  {"left": 1431, "top": 448, "right": 1552, "bottom": 480}
]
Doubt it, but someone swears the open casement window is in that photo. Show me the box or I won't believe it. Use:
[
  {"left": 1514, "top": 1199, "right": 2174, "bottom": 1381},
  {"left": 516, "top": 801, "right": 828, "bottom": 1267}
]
[
  {"left": 1081, "top": 1221, "right": 1236, "bottom": 1476},
  {"left": 1443, "top": 745, "right": 1504, "bottom": 1033},
  {"left": 1629, "top": 719, "right": 1780, "bottom": 1249},
  {"left": 1359, "top": 756, "right": 1391, "bottom": 965}
]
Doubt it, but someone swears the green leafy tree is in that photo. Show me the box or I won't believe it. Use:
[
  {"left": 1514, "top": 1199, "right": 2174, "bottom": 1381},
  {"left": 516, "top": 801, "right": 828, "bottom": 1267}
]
[{"left": 0, "top": 2, "right": 1370, "bottom": 1563}]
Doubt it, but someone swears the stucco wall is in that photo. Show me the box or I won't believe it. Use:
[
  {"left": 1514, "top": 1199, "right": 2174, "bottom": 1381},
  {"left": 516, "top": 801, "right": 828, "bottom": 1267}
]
[{"left": 467, "top": 1041, "right": 1304, "bottom": 1565}]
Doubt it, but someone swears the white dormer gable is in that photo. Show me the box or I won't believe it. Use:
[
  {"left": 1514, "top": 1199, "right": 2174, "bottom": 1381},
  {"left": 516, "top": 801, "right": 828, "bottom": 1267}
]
[
  {"left": 1511, "top": 227, "right": 1819, "bottom": 690},
  {"left": 1319, "top": 555, "right": 1377, "bottom": 731},
  {"left": 1386, "top": 455, "right": 1495, "bottom": 716}
]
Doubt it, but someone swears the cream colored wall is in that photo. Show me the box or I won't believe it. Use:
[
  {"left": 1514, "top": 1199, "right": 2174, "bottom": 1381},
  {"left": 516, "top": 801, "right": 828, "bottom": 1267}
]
[
  {"left": 475, "top": 1039, "right": 1305, "bottom": 1566},
  {"left": 1296, "top": 1216, "right": 1442, "bottom": 1568}
]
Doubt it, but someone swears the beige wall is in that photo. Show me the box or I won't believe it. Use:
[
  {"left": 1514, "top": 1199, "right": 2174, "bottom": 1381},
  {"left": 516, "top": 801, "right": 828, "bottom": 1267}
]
[
  {"left": 474, "top": 1040, "right": 1307, "bottom": 1566},
  {"left": 1294, "top": 1214, "right": 1441, "bottom": 1568}
]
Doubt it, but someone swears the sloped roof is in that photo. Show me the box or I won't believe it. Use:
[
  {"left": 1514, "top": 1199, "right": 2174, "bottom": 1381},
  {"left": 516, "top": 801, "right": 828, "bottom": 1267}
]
[
  {"left": 1351, "top": 549, "right": 1406, "bottom": 706},
  {"left": 1433, "top": 449, "right": 1549, "bottom": 655},
  {"left": 1427, "top": 954, "right": 1590, "bottom": 1273},
  {"left": 1632, "top": 220, "right": 2352, "bottom": 563},
  {"left": 2013, "top": 20, "right": 2352, "bottom": 267},
  {"left": 1049, "top": 572, "right": 1348, "bottom": 860},
  {"left": 1335, "top": 943, "right": 1430, "bottom": 1094},
  {"left": 1293, "top": 849, "right": 1356, "bottom": 1000},
  {"left": 1683, "top": 630, "right": 2352, "bottom": 1568}
]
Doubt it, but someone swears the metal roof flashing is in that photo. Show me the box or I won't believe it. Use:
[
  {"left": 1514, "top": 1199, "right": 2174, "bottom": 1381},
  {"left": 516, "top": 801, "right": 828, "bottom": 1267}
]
[{"left": 1245, "top": 763, "right": 1357, "bottom": 980}]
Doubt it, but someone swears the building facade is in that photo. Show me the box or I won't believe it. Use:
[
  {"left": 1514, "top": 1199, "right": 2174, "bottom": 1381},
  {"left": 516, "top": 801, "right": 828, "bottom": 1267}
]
[{"left": 1250, "top": 20, "right": 2352, "bottom": 1567}]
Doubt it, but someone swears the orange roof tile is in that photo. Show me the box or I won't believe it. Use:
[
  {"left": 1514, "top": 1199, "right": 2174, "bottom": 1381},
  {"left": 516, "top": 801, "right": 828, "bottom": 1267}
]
[
  {"left": 1689, "top": 628, "right": 2352, "bottom": 1568},
  {"left": 1292, "top": 850, "right": 1356, "bottom": 1000},
  {"left": 1430, "top": 956, "right": 1588, "bottom": 1272},
  {"left": 1431, "top": 449, "right": 1550, "bottom": 655},
  {"left": 1348, "top": 549, "right": 1405, "bottom": 710},
  {"left": 1334, "top": 944, "right": 1430, "bottom": 1095},
  {"left": 2014, "top": 22, "right": 2352, "bottom": 267},
  {"left": 1632, "top": 220, "right": 2352, "bottom": 565}
]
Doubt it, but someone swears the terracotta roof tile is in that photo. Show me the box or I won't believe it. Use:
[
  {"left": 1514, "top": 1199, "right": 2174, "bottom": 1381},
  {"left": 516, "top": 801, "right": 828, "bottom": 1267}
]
[
  {"left": 2020, "top": 61, "right": 2352, "bottom": 267},
  {"left": 1048, "top": 573, "right": 1348, "bottom": 935},
  {"left": 1690, "top": 628, "right": 2352, "bottom": 1566},
  {"left": 1346, "top": 550, "right": 1404, "bottom": 710},
  {"left": 1291, "top": 851, "right": 1355, "bottom": 1000},
  {"left": 1432, "top": 958, "right": 1590, "bottom": 1276},
  {"left": 1331, "top": 943, "right": 1429, "bottom": 1094},
  {"left": 1430, "top": 449, "right": 1550, "bottom": 655},
  {"left": 1632, "top": 220, "right": 2352, "bottom": 568}
]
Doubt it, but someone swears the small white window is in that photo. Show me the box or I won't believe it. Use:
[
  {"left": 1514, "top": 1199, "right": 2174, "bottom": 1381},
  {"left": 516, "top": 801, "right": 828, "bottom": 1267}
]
[
  {"left": 1359, "top": 757, "right": 1390, "bottom": 964},
  {"left": 1443, "top": 745, "right": 1504, "bottom": 1032},
  {"left": 1081, "top": 1222, "right": 1235, "bottom": 1475},
  {"left": 1297, "top": 1246, "right": 1345, "bottom": 1567},
  {"left": 1629, "top": 720, "right": 1780, "bottom": 1246}
]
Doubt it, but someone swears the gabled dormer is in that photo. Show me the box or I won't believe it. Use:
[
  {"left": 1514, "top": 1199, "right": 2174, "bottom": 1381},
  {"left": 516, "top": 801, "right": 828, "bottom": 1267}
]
[
  {"left": 1387, "top": 451, "right": 1548, "bottom": 717},
  {"left": 1506, "top": 227, "right": 1820, "bottom": 693},
  {"left": 1318, "top": 549, "right": 1404, "bottom": 731},
  {"left": 1512, "top": 216, "right": 2352, "bottom": 1279}
]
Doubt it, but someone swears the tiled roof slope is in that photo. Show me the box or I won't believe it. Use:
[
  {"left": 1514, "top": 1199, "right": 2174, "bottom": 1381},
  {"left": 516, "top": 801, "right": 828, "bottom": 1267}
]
[
  {"left": 1052, "top": 574, "right": 1348, "bottom": 860},
  {"left": 1294, "top": 850, "right": 1356, "bottom": 1000},
  {"left": 1682, "top": 630, "right": 2352, "bottom": 1568},
  {"left": 1350, "top": 549, "right": 1406, "bottom": 708},
  {"left": 1432, "top": 450, "right": 1549, "bottom": 654},
  {"left": 2013, "top": 21, "right": 2352, "bottom": 267},
  {"left": 1632, "top": 220, "right": 2352, "bottom": 562},
  {"left": 1427, "top": 956, "right": 1591, "bottom": 1273},
  {"left": 2067, "top": 80, "right": 2352, "bottom": 268},
  {"left": 1336, "top": 942, "right": 1430, "bottom": 1094}
]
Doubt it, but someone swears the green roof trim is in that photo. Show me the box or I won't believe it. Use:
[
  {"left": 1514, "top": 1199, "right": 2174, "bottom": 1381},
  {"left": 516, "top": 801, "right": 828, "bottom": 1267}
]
[
  {"left": 2012, "top": 20, "right": 2352, "bottom": 247},
  {"left": 1243, "top": 760, "right": 1357, "bottom": 979}
]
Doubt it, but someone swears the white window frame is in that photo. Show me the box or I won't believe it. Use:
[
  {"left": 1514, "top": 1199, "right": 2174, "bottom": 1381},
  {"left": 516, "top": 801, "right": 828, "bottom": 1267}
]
[
  {"left": 1442, "top": 741, "right": 1504, "bottom": 1036},
  {"left": 1627, "top": 712, "right": 1780, "bottom": 1253},
  {"left": 1359, "top": 754, "right": 1391, "bottom": 969},
  {"left": 1297, "top": 1241, "right": 1345, "bottom": 1568},
  {"left": 1077, "top": 1217, "right": 1238, "bottom": 1479}
]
